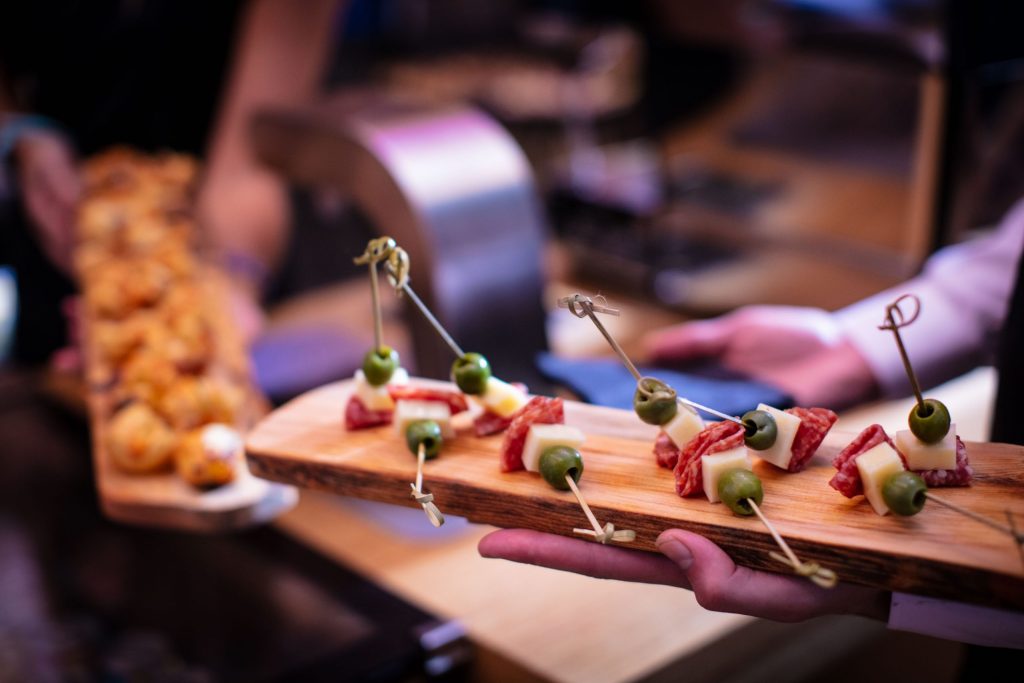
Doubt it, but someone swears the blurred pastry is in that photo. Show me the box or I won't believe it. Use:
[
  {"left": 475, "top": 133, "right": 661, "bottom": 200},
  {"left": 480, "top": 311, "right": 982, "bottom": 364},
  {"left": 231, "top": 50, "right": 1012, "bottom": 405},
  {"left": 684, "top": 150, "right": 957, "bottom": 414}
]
[
  {"left": 115, "top": 348, "right": 179, "bottom": 405},
  {"left": 158, "top": 376, "right": 241, "bottom": 430},
  {"left": 107, "top": 402, "right": 178, "bottom": 473},
  {"left": 175, "top": 423, "right": 241, "bottom": 488}
]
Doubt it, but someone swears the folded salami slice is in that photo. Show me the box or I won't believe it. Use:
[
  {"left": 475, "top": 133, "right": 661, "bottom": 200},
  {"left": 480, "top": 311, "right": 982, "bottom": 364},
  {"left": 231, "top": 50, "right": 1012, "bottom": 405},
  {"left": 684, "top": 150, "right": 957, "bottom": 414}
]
[
  {"left": 387, "top": 385, "right": 469, "bottom": 415},
  {"left": 344, "top": 396, "right": 393, "bottom": 431},
  {"left": 917, "top": 436, "right": 973, "bottom": 487},
  {"left": 829, "top": 424, "right": 902, "bottom": 498},
  {"left": 474, "top": 411, "right": 513, "bottom": 437},
  {"left": 653, "top": 432, "right": 680, "bottom": 469},
  {"left": 500, "top": 396, "right": 564, "bottom": 472},
  {"left": 786, "top": 407, "right": 838, "bottom": 472},
  {"left": 673, "top": 421, "right": 745, "bottom": 497}
]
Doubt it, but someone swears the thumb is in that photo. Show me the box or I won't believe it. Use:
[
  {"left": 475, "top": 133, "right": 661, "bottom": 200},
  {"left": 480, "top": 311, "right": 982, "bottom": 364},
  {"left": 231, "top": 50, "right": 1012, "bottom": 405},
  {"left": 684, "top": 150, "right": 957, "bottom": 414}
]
[
  {"left": 643, "top": 318, "right": 734, "bottom": 362},
  {"left": 657, "top": 529, "right": 859, "bottom": 622}
]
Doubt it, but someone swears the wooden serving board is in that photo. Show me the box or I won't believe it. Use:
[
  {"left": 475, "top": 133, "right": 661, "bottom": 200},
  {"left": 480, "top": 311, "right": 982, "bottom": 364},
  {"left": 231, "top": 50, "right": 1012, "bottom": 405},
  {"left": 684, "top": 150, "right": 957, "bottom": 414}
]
[
  {"left": 83, "top": 270, "right": 297, "bottom": 532},
  {"left": 245, "top": 379, "right": 1024, "bottom": 609}
]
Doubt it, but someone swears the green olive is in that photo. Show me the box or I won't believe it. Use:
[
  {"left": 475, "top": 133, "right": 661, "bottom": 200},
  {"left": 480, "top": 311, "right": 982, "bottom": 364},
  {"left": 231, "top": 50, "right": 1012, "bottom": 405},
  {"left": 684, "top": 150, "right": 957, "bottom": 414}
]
[
  {"left": 908, "top": 399, "right": 951, "bottom": 444},
  {"left": 718, "top": 468, "right": 763, "bottom": 516},
  {"left": 405, "top": 420, "right": 442, "bottom": 459},
  {"left": 451, "top": 352, "right": 491, "bottom": 395},
  {"left": 362, "top": 346, "right": 399, "bottom": 386},
  {"left": 882, "top": 470, "right": 928, "bottom": 516},
  {"left": 633, "top": 377, "right": 678, "bottom": 426},
  {"left": 742, "top": 410, "right": 777, "bottom": 451},
  {"left": 539, "top": 446, "right": 584, "bottom": 490}
]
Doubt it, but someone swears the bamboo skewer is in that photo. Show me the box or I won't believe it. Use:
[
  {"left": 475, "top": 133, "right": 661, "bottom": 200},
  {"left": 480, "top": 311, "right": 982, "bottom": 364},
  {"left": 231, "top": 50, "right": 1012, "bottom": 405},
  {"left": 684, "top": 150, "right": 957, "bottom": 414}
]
[
  {"left": 565, "top": 475, "right": 635, "bottom": 544},
  {"left": 557, "top": 294, "right": 745, "bottom": 427},
  {"left": 558, "top": 292, "right": 838, "bottom": 582},
  {"left": 410, "top": 443, "right": 444, "bottom": 528},
  {"left": 749, "top": 499, "right": 837, "bottom": 588},
  {"left": 879, "top": 295, "right": 1023, "bottom": 556}
]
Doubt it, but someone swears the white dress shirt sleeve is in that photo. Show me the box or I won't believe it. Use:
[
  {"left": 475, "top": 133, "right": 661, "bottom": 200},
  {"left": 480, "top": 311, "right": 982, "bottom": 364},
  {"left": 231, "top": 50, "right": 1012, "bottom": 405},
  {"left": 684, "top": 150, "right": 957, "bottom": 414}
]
[
  {"left": 888, "top": 592, "right": 1024, "bottom": 648},
  {"left": 836, "top": 199, "right": 1024, "bottom": 396}
]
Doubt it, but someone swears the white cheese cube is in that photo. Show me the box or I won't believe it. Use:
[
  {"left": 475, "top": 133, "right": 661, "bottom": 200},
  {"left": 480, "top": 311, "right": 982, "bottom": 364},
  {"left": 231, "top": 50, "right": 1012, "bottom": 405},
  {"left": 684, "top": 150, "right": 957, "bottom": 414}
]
[
  {"left": 393, "top": 400, "right": 454, "bottom": 440},
  {"left": 664, "top": 405, "right": 704, "bottom": 450},
  {"left": 353, "top": 367, "right": 409, "bottom": 411},
  {"left": 895, "top": 426, "right": 957, "bottom": 471},
  {"left": 701, "top": 446, "right": 753, "bottom": 503},
  {"left": 521, "top": 424, "right": 585, "bottom": 473},
  {"left": 748, "top": 404, "right": 802, "bottom": 470},
  {"left": 476, "top": 376, "right": 529, "bottom": 419},
  {"left": 855, "top": 442, "right": 906, "bottom": 516}
]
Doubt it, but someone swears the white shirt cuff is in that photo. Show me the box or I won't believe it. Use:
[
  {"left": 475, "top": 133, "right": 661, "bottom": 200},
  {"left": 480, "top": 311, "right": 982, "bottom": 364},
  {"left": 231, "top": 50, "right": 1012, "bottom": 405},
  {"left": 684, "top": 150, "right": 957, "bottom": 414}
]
[{"left": 888, "top": 592, "right": 1024, "bottom": 649}]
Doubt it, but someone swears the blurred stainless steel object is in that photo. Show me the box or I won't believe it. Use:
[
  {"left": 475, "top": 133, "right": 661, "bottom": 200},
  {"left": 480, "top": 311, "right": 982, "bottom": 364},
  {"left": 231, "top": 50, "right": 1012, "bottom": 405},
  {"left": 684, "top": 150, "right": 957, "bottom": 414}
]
[{"left": 252, "top": 97, "right": 547, "bottom": 381}]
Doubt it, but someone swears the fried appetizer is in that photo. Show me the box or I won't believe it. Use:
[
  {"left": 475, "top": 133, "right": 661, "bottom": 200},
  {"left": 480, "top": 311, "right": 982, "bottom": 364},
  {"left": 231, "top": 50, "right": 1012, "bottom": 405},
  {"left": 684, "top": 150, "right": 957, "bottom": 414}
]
[
  {"left": 107, "top": 402, "right": 178, "bottom": 473},
  {"left": 175, "top": 424, "right": 241, "bottom": 488}
]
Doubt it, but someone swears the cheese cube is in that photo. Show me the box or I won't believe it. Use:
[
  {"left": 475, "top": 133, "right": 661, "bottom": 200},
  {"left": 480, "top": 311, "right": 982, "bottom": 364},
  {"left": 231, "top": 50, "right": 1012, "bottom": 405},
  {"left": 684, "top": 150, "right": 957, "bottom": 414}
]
[
  {"left": 354, "top": 367, "right": 409, "bottom": 411},
  {"left": 476, "top": 377, "right": 529, "bottom": 419},
  {"left": 393, "top": 400, "right": 453, "bottom": 440},
  {"left": 748, "top": 403, "right": 802, "bottom": 470},
  {"left": 664, "top": 405, "right": 704, "bottom": 450},
  {"left": 895, "top": 426, "right": 957, "bottom": 471},
  {"left": 521, "top": 424, "right": 585, "bottom": 473},
  {"left": 701, "top": 446, "right": 752, "bottom": 503},
  {"left": 855, "top": 442, "right": 906, "bottom": 516}
]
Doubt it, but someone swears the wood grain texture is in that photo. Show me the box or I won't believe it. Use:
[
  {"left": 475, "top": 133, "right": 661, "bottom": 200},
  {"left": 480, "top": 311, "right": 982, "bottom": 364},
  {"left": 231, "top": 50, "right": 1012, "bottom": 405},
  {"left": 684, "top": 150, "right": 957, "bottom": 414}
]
[
  {"left": 83, "top": 270, "right": 297, "bottom": 532},
  {"left": 246, "top": 379, "right": 1024, "bottom": 608}
]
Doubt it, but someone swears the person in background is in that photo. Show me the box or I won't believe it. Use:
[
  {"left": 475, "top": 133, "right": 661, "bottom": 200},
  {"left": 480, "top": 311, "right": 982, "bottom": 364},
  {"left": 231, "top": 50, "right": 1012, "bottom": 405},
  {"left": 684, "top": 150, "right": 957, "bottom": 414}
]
[
  {"left": 0, "top": 0, "right": 342, "bottom": 363},
  {"left": 481, "top": 198, "right": 1024, "bottom": 649}
]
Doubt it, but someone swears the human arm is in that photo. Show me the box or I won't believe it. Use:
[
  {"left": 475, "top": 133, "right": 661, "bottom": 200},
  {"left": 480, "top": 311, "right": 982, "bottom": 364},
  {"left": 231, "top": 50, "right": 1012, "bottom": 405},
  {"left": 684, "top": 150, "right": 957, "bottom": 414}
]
[
  {"left": 197, "top": 0, "right": 341, "bottom": 294},
  {"left": 646, "top": 200, "right": 1024, "bottom": 405},
  {"left": 1, "top": 72, "right": 81, "bottom": 273}
]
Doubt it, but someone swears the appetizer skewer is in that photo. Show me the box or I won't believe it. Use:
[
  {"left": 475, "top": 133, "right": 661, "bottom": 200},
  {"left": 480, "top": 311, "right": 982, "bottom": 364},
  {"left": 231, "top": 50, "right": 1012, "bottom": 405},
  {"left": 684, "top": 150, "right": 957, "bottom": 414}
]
[
  {"left": 378, "top": 240, "right": 530, "bottom": 433},
  {"left": 346, "top": 237, "right": 410, "bottom": 431},
  {"left": 559, "top": 293, "right": 836, "bottom": 584},
  {"left": 405, "top": 419, "right": 445, "bottom": 527},
  {"left": 829, "top": 295, "right": 1023, "bottom": 557},
  {"left": 522, "top": 422, "right": 635, "bottom": 544}
]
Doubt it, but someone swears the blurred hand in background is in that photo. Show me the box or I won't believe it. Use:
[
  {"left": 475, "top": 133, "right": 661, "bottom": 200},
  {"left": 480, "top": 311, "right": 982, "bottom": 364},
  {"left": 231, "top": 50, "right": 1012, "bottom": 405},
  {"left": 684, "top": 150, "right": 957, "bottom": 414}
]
[
  {"left": 645, "top": 305, "right": 878, "bottom": 409},
  {"left": 13, "top": 128, "right": 81, "bottom": 274}
]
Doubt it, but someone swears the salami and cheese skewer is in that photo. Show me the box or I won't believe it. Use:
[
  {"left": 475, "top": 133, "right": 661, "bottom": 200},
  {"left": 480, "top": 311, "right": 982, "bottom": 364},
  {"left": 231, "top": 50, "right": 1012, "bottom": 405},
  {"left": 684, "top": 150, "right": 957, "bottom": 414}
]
[
  {"left": 515, "top": 416, "right": 635, "bottom": 544},
  {"left": 405, "top": 419, "right": 445, "bottom": 527},
  {"left": 557, "top": 293, "right": 836, "bottom": 584},
  {"left": 379, "top": 242, "right": 529, "bottom": 430},
  {"left": 346, "top": 237, "right": 409, "bottom": 430},
  {"left": 831, "top": 425, "right": 1024, "bottom": 557}
]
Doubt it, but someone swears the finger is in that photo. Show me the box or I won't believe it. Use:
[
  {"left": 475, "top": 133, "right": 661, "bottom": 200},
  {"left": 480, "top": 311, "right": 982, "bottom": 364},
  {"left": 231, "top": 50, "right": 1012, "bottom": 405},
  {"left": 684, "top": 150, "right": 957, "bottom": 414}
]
[
  {"left": 643, "top": 319, "right": 734, "bottom": 362},
  {"left": 45, "top": 153, "right": 82, "bottom": 207},
  {"left": 659, "top": 530, "right": 864, "bottom": 622},
  {"left": 49, "top": 347, "right": 82, "bottom": 374},
  {"left": 479, "top": 529, "right": 691, "bottom": 588}
]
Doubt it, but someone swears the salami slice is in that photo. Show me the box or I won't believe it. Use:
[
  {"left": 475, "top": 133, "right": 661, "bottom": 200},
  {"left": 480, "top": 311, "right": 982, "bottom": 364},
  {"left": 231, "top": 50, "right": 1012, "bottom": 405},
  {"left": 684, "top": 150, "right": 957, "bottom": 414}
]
[
  {"left": 499, "top": 396, "right": 564, "bottom": 472},
  {"left": 474, "top": 411, "right": 513, "bottom": 437},
  {"left": 828, "top": 424, "right": 900, "bottom": 498},
  {"left": 673, "top": 421, "right": 744, "bottom": 497},
  {"left": 344, "top": 396, "right": 392, "bottom": 431},
  {"left": 387, "top": 385, "right": 469, "bottom": 415},
  {"left": 786, "top": 407, "right": 838, "bottom": 472},
  {"left": 654, "top": 432, "right": 680, "bottom": 469},
  {"left": 917, "top": 436, "right": 972, "bottom": 487}
]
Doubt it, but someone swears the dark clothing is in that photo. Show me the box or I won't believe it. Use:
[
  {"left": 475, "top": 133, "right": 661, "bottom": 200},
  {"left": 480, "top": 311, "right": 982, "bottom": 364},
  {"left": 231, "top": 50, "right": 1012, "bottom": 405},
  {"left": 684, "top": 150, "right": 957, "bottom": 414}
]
[
  {"left": 0, "top": 1, "right": 245, "bottom": 156},
  {"left": 992, "top": 244, "right": 1024, "bottom": 444}
]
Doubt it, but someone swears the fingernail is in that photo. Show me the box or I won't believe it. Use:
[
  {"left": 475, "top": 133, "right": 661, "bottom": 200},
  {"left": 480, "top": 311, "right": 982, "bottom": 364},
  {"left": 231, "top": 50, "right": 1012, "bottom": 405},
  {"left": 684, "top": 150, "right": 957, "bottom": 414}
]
[{"left": 657, "top": 537, "right": 693, "bottom": 569}]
